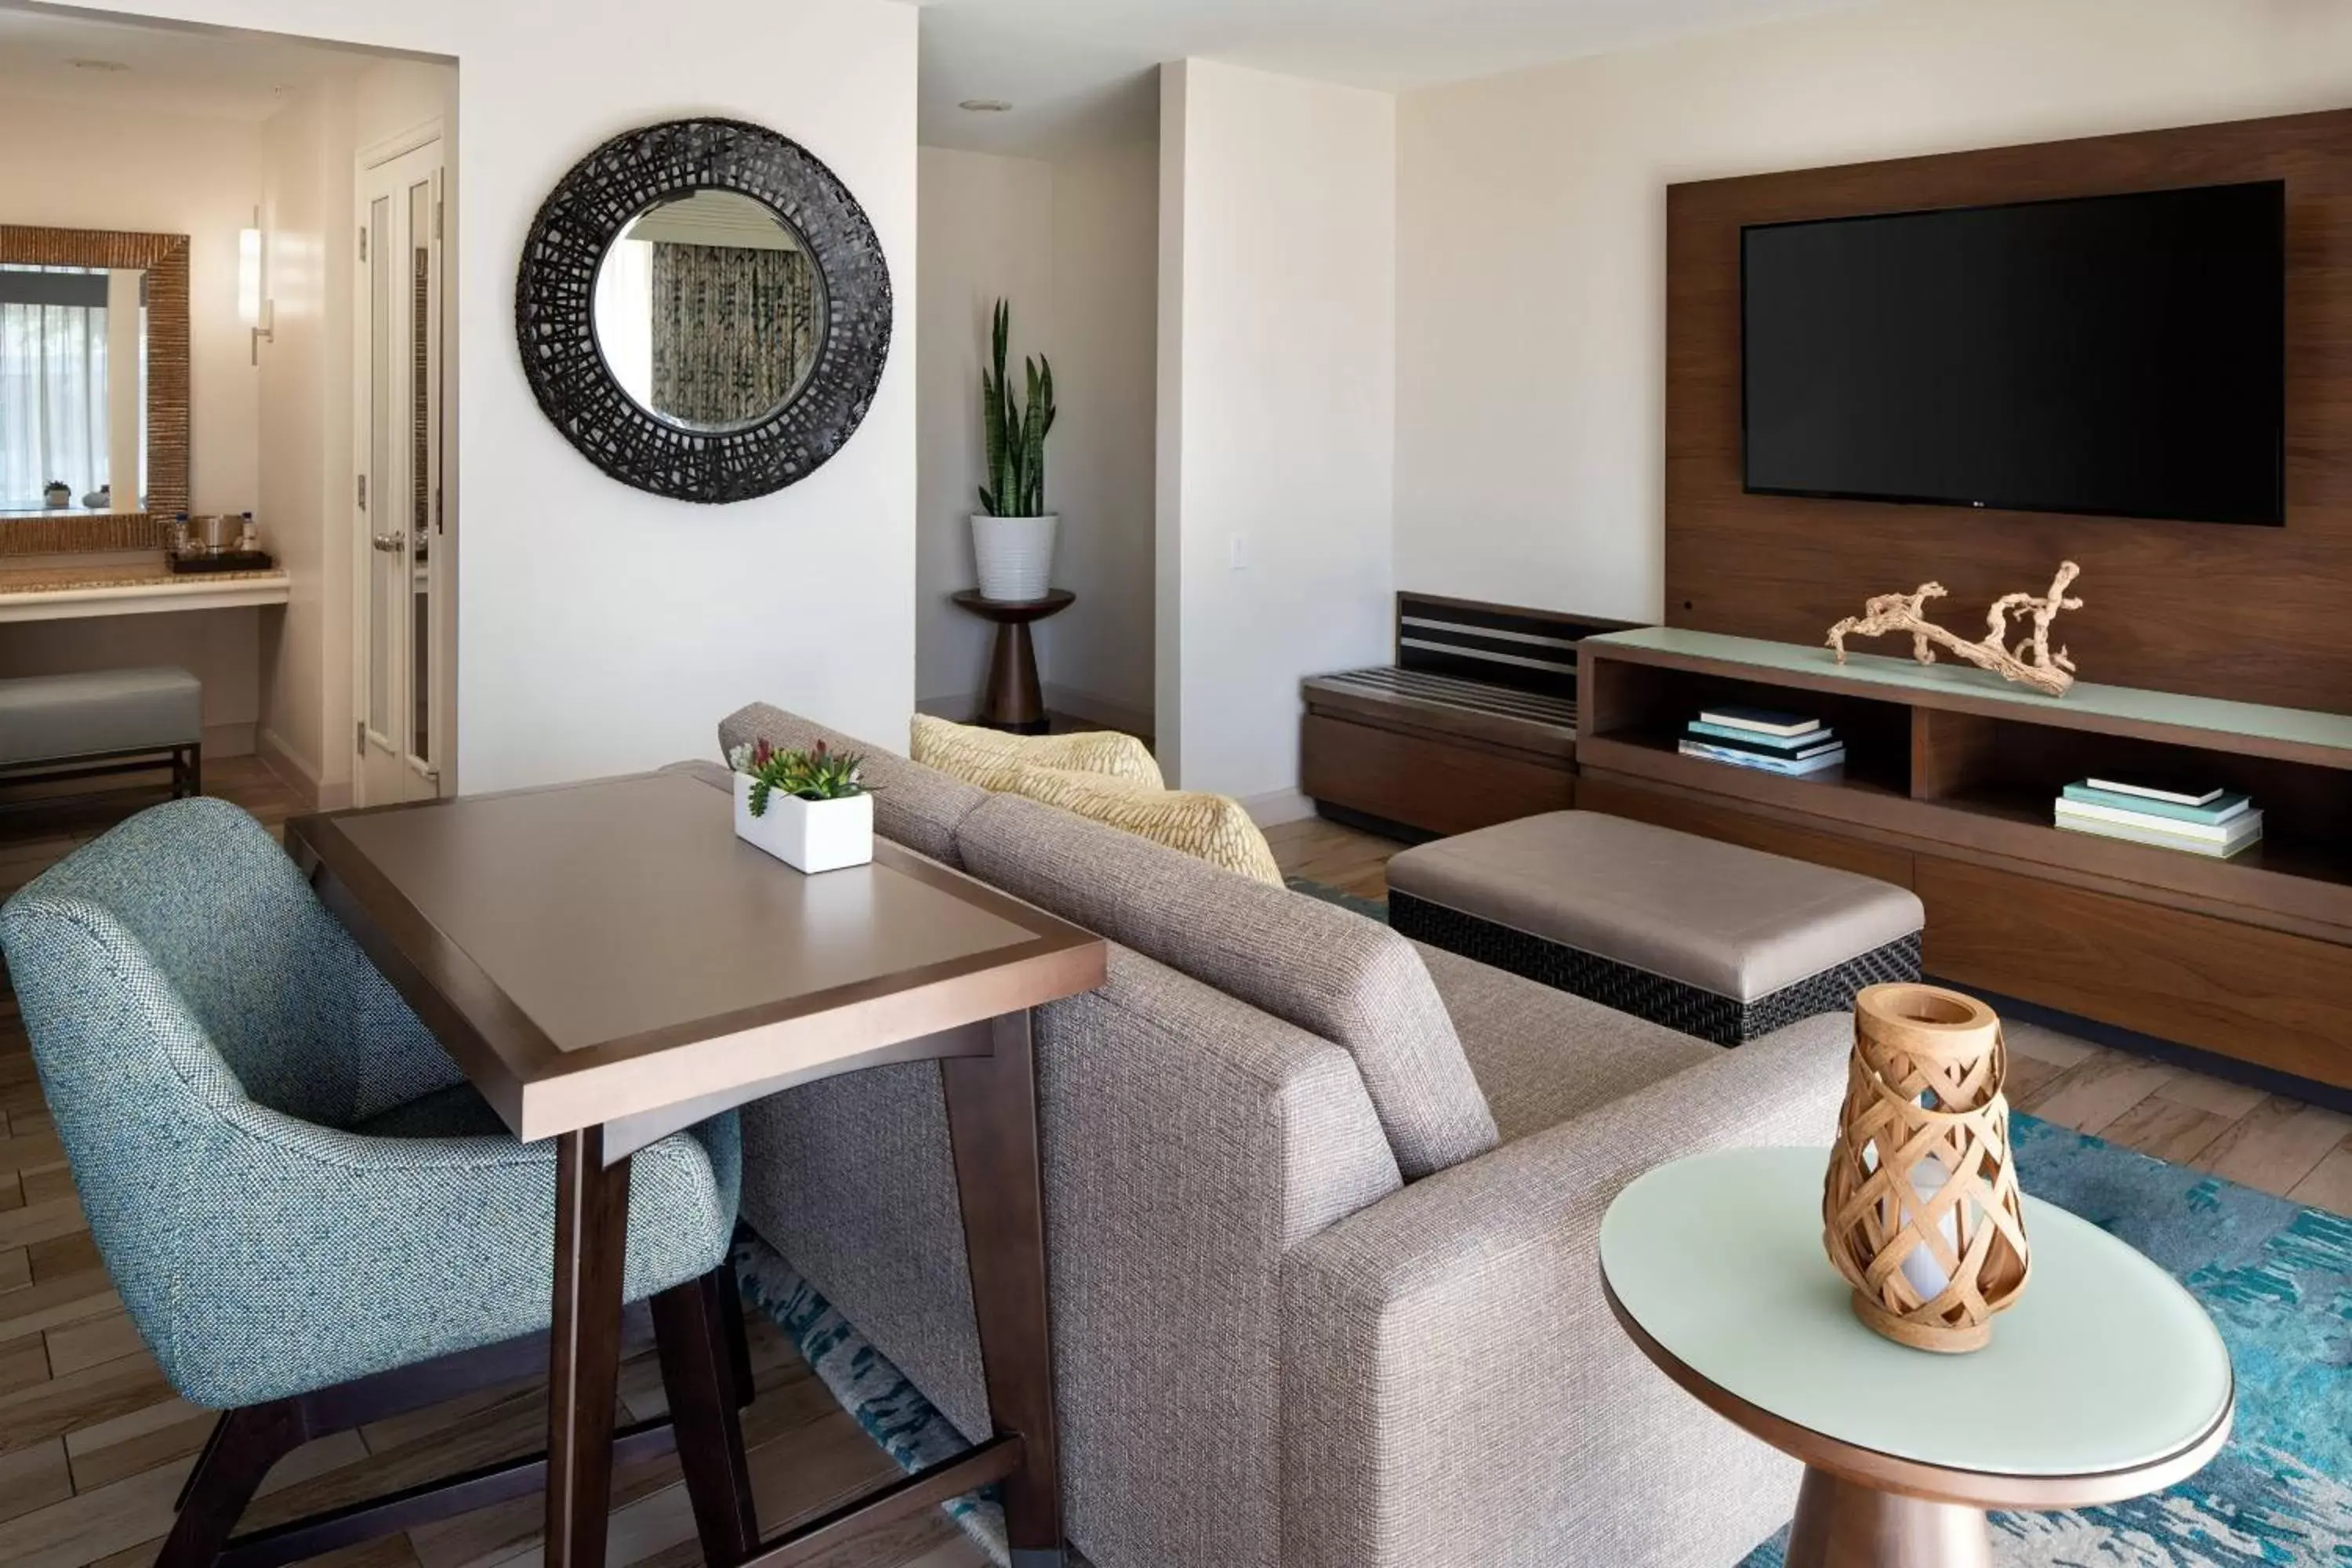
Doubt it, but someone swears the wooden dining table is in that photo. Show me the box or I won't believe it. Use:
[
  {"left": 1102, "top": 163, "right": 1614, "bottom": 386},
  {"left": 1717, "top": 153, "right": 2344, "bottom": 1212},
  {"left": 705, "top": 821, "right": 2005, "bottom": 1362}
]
[{"left": 287, "top": 769, "right": 1106, "bottom": 1568}]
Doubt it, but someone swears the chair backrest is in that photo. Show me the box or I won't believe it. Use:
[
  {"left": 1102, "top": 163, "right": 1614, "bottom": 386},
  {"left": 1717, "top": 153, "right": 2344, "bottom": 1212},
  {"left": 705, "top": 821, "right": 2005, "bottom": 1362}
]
[{"left": 1, "top": 797, "right": 441, "bottom": 1136}]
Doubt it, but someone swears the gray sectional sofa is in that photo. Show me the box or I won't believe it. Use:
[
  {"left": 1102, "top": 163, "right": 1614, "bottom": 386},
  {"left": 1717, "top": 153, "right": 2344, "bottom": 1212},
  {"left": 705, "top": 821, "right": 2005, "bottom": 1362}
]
[{"left": 688, "top": 703, "right": 1857, "bottom": 1568}]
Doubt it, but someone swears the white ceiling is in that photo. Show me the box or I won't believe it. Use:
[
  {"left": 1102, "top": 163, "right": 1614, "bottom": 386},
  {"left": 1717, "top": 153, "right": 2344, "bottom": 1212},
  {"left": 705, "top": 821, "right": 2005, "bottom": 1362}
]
[
  {"left": 0, "top": 1, "right": 1866, "bottom": 153},
  {"left": 0, "top": 7, "right": 376, "bottom": 122},
  {"left": 916, "top": 0, "right": 1871, "bottom": 156}
]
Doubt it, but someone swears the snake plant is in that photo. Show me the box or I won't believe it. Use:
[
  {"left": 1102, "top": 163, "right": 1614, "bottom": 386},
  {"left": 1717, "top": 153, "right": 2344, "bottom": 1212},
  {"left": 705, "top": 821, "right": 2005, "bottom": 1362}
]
[{"left": 977, "top": 299, "right": 1055, "bottom": 517}]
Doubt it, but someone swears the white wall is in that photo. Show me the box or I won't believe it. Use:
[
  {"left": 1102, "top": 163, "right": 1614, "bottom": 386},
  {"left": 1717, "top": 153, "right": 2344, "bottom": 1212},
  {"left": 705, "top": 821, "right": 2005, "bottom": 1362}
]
[
  {"left": 79, "top": 0, "right": 919, "bottom": 793},
  {"left": 0, "top": 103, "right": 267, "bottom": 746},
  {"left": 256, "top": 76, "right": 349, "bottom": 797},
  {"left": 257, "top": 58, "right": 459, "bottom": 804},
  {"left": 1396, "top": 0, "right": 2352, "bottom": 624},
  {"left": 1033, "top": 139, "right": 1159, "bottom": 731},
  {"left": 916, "top": 141, "right": 1158, "bottom": 735},
  {"left": 1156, "top": 59, "right": 1395, "bottom": 803}
]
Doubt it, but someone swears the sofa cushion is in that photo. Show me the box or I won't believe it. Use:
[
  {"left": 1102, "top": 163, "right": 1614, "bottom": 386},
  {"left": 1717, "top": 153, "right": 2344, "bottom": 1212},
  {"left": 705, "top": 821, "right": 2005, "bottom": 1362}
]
[
  {"left": 1413, "top": 942, "right": 1715, "bottom": 1142},
  {"left": 999, "top": 765, "right": 1283, "bottom": 885},
  {"left": 956, "top": 793, "right": 1497, "bottom": 1178},
  {"left": 911, "top": 713, "right": 1164, "bottom": 789},
  {"left": 717, "top": 703, "right": 987, "bottom": 868}
]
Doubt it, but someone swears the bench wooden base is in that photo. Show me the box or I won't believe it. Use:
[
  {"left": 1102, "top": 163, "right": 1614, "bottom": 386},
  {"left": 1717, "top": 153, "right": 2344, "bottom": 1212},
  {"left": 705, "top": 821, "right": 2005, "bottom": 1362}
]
[{"left": 0, "top": 741, "right": 201, "bottom": 808}]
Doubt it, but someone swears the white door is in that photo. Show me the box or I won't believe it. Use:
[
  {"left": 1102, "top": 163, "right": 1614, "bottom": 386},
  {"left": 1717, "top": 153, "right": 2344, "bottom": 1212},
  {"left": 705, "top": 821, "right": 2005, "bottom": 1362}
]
[{"left": 354, "top": 138, "right": 445, "bottom": 805}]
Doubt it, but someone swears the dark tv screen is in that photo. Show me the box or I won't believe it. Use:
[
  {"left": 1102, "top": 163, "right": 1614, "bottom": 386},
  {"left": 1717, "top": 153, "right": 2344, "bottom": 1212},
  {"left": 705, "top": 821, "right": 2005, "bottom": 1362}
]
[{"left": 1741, "top": 181, "right": 2285, "bottom": 526}]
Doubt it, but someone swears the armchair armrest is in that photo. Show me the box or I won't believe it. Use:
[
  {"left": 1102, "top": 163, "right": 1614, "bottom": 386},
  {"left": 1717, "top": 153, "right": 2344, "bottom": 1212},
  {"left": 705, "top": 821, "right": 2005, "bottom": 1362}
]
[
  {"left": 142, "top": 1099, "right": 736, "bottom": 1410},
  {"left": 1278, "top": 1013, "right": 1855, "bottom": 1568}
]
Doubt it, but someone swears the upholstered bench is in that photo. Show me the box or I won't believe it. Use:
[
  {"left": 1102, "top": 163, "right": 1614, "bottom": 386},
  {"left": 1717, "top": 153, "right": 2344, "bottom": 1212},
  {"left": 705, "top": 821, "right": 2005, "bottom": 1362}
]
[
  {"left": 0, "top": 667, "right": 202, "bottom": 800},
  {"left": 1387, "top": 811, "right": 1923, "bottom": 1046}
]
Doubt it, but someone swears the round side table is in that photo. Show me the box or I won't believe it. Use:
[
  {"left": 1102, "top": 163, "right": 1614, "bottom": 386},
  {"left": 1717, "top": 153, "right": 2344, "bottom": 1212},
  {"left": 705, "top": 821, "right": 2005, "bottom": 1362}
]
[
  {"left": 1599, "top": 1146, "right": 2233, "bottom": 1568},
  {"left": 952, "top": 588, "right": 1075, "bottom": 735}
]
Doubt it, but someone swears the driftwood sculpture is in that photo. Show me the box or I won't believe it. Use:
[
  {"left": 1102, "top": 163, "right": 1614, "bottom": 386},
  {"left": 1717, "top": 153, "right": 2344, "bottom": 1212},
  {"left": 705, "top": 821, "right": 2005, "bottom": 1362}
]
[{"left": 1827, "top": 562, "right": 2084, "bottom": 697}]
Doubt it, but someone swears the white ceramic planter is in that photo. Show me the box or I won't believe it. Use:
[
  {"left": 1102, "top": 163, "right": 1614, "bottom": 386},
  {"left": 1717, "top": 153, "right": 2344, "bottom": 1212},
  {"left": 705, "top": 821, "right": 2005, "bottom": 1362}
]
[
  {"left": 733, "top": 772, "right": 874, "bottom": 873},
  {"left": 971, "top": 512, "right": 1058, "bottom": 601}
]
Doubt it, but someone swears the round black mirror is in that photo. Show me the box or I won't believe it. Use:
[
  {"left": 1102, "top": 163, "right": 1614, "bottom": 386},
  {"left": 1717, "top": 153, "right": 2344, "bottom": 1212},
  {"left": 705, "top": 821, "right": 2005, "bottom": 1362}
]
[{"left": 517, "top": 118, "right": 891, "bottom": 503}]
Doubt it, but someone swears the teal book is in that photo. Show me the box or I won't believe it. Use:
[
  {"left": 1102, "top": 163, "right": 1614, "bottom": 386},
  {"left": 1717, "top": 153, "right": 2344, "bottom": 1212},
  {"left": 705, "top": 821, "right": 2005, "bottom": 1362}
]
[
  {"left": 2060, "top": 783, "right": 2251, "bottom": 826},
  {"left": 1686, "top": 720, "right": 1837, "bottom": 753}
]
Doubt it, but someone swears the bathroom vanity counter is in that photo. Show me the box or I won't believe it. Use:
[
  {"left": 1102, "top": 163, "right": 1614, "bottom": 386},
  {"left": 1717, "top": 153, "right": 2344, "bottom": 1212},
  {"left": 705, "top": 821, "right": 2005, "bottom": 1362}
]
[{"left": 0, "top": 561, "right": 291, "bottom": 623}]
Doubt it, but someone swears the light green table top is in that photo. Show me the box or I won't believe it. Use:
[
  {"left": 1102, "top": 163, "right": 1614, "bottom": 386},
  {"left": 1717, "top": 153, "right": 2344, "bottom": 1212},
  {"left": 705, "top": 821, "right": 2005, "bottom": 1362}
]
[
  {"left": 1585, "top": 626, "right": 2352, "bottom": 758},
  {"left": 1599, "top": 1146, "right": 2233, "bottom": 1480}
]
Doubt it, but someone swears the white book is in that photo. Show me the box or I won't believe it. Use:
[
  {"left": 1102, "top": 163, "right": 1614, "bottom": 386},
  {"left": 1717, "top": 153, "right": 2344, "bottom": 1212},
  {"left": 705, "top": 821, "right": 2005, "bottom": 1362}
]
[
  {"left": 2055, "top": 811, "right": 2263, "bottom": 859},
  {"left": 2054, "top": 799, "right": 2264, "bottom": 846},
  {"left": 1697, "top": 706, "right": 1823, "bottom": 738},
  {"left": 2085, "top": 778, "right": 2227, "bottom": 807}
]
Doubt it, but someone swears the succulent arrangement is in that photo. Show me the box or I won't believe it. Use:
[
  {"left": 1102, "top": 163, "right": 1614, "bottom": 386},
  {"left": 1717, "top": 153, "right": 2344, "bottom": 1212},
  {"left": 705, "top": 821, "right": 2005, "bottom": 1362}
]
[
  {"left": 977, "top": 299, "right": 1054, "bottom": 517},
  {"left": 727, "top": 738, "right": 873, "bottom": 817}
]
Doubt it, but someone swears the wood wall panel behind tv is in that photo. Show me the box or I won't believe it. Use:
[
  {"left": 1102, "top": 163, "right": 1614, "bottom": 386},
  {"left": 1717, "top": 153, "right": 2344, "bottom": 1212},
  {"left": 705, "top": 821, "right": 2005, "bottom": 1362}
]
[{"left": 1664, "top": 108, "right": 2352, "bottom": 716}]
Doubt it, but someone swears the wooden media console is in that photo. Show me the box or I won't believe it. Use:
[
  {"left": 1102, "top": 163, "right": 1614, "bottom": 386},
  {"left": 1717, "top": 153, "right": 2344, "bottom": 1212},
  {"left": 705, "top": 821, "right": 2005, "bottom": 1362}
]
[{"left": 1575, "top": 628, "right": 2352, "bottom": 1092}]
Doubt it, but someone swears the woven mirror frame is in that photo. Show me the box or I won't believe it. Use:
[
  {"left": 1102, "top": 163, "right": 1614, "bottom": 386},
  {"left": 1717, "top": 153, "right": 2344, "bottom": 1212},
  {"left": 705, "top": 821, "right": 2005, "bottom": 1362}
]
[
  {"left": 514, "top": 118, "right": 891, "bottom": 503},
  {"left": 0, "top": 226, "right": 189, "bottom": 555},
  {"left": 1822, "top": 983, "right": 2031, "bottom": 1354}
]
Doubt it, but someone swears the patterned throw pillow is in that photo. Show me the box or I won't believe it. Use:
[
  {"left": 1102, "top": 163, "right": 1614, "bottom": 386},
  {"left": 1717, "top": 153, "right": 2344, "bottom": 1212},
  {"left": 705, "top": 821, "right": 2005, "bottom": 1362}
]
[
  {"left": 909, "top": 713, "right": 1165, "bottom": 791},
  {"left": 999, "top": 765, "right": 1285, "bottom": 886}
]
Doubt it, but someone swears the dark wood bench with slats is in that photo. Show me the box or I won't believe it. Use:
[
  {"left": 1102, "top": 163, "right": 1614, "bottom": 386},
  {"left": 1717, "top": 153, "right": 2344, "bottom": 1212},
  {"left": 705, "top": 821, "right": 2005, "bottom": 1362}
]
[{"left": 1301, "top": 593, "right": 1646, "bottom": 839}]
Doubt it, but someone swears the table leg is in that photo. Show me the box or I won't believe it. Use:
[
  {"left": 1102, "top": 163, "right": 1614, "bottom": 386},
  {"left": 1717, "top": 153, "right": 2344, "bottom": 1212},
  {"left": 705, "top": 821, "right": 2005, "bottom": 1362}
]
[
  {"left": 546, "top": 1126, "right": 634, "bottom": 1568},
  {"left": 942, "top": 1011, "right": 1065, "bottom": 1567},
  {"left": 1786, "top": 1466, "right": 1991, "bottom": 1568},
  {"left": 981, "top": 621, "right": 1049, "bottom": 734}
]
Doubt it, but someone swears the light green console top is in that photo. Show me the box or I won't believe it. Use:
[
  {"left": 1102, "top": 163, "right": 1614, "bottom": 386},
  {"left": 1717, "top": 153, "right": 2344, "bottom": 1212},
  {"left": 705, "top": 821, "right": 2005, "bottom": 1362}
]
[{"left": 1585, "top": 626, "right": 2352, "bottom": 759}]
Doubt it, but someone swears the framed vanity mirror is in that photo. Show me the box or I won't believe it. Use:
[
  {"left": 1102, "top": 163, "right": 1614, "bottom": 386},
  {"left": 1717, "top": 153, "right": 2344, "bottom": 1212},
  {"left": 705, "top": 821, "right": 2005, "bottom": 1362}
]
[
  {"left": 0, "top": 226, "right": 189, "bottom": 553},
  {"left": 516, "top": 118, "right": 891, "bottom": 503}
]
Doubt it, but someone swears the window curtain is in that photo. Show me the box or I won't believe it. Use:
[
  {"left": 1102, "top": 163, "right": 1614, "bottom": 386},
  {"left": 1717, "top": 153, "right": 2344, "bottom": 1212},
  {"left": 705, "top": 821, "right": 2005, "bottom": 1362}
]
[
  {"left": 648, "top": 242, "right": 817, "bottom": 427},
  {"left": 0, "top": 301, "right": 108, "bottom": 509}
]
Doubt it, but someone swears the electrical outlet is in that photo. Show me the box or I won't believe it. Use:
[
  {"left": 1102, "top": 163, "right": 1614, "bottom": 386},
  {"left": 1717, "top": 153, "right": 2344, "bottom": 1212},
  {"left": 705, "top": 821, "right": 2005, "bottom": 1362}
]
[{"left": 1229, "top": 533, "right": 1250, "bottom": 571}]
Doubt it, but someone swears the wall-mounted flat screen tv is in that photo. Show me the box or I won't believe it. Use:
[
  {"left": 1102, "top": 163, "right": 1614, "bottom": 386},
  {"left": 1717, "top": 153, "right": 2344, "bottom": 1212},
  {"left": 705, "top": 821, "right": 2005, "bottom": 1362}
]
[{"left": 1741, "top": 180, "right": 2285, "bottom": 526}]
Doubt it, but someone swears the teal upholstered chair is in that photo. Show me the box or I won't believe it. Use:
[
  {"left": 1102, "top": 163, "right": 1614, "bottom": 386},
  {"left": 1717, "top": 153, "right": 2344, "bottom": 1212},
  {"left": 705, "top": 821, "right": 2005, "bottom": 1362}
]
[{"left": 0, "top": 797, "right": 750, "bottom": 1564}]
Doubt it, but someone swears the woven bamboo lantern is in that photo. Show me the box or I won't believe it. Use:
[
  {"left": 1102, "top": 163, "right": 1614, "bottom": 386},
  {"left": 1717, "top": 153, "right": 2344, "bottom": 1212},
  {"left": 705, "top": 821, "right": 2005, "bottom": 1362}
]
[{"left": 1822, "top": 983, "right": 2031, "bottom": 1353}]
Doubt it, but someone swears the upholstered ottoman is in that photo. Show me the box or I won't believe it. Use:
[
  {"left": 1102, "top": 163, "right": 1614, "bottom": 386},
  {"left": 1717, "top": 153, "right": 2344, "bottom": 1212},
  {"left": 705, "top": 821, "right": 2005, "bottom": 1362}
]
[
  {"left": 0, "top": 667, "right": 203, "bottom": 798},
  {"left": 1388, "top": 811, "right": 1922, "bottom": 1046}
]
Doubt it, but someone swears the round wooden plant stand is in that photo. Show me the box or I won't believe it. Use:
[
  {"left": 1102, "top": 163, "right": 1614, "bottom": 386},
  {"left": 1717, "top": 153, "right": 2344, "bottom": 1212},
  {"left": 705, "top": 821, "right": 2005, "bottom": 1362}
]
[{"left": 953, "top": 588, "right": 1074, "bottom": 735}]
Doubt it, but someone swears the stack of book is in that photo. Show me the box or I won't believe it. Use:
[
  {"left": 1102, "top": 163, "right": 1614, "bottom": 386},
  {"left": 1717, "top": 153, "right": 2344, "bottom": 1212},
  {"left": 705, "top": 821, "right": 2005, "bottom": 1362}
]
[
  {"left": 1679, "top": 706, "right": 1846, "bottom": 777},
  {"left": 2054, "top": 779, "right": 2263, "bottom": 858}
]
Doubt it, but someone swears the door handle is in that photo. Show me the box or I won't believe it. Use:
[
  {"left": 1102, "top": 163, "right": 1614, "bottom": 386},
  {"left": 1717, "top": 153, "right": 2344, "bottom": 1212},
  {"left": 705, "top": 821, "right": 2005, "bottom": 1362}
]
[{"left": 372, "top": 532, "right": 406, "bottom": 554}]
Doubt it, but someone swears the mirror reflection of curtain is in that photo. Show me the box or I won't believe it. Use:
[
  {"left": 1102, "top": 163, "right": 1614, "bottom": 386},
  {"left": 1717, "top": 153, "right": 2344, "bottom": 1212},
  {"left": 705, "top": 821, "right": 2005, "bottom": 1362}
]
[
  {"left": 0, "top": 296, "right": 109, "bottom": 509},
  {"left": 648, "top": 241, "right": 816, "bottom": 426}
]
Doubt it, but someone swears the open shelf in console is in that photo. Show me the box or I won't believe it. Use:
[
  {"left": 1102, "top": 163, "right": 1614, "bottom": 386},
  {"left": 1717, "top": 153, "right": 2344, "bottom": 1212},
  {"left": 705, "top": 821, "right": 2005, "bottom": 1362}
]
[
  {"left": 1578, "top": 644, "right": 1915, "bottom": 799},
  {"left": 1576, "top": 627, "right": 2352, "bottom": 939}
]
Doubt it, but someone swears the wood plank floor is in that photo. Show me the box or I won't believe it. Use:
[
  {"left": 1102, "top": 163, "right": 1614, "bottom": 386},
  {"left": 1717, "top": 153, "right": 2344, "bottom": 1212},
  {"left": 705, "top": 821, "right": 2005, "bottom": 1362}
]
[
  {"left": 1261, "top": 815, "right": 2352, "bottom": 1214},
  {"left": 2, "top": 775, "right": 2344, "bottom": 1568},
  {"left": 0, "top": 760, "right": 988, "bottom": 1568}
]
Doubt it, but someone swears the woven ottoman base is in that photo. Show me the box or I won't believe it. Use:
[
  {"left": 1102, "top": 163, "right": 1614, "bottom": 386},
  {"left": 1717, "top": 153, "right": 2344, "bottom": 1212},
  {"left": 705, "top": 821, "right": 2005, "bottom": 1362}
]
[{"left": 1392, "top": 890, "right": 1922, "bottom": 1047}]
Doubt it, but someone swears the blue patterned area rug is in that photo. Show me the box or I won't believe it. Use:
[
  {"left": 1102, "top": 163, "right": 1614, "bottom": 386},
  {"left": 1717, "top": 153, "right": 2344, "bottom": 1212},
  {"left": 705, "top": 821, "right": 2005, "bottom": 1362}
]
[{"left": 733, "top": 1238, "right": 1014, "bottom": 1562}]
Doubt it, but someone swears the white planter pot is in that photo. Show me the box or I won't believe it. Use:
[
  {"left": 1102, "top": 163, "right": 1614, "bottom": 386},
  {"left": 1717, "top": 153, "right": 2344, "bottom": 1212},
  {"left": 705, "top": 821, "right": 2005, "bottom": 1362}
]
[
  {"left": 733, "top": 773, "right": 874, "bottom": 873},
  {"left": 971, "top": 513, "right": 1058, "bottom": 602}
]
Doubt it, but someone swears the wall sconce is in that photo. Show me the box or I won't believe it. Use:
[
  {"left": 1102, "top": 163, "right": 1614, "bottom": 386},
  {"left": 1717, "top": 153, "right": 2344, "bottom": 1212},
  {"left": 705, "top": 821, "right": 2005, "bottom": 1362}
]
[{"left": 239, "top": 208, "right": 274, "bottom": 365}]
